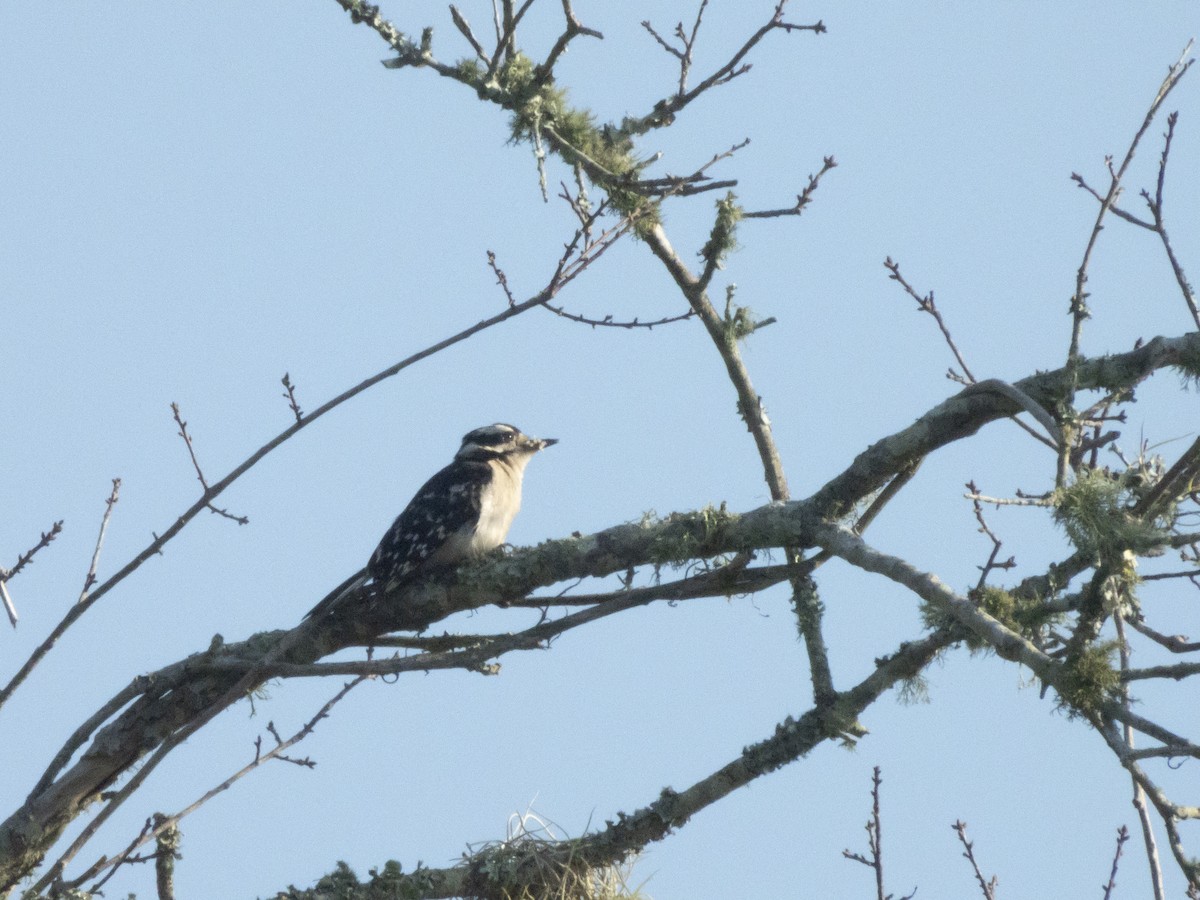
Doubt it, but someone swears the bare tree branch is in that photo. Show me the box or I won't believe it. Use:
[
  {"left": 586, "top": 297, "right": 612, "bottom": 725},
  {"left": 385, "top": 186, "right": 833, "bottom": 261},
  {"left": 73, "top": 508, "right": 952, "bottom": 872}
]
[
  {"left": 0, "top": 519, "right": 63, "bottom": 627},
  {"left": 170, "top": 404, "right": 249, "bottom": 525},
  {"left": 66, "top": 677, "right": 368, "bottom": 894},
  {"left": 1141, "top": 107, "right": 1200, "bottom": 329},
  {"left": 743, "top": 155, "right": 837, "bottom": 218},
  {"left": 280, "top": 372, "right": 304, "bottom": 423},
  {"left": 1060, "top": 43, "right": 1194, "bottom": 485},
  {"left": 626, "top": 2, "right": 825, "bottom": 136},
  {"left": 1102, "top": 825, "right": 1132, "bottom": 900},
  {"left": 10, "top": 323, "right": 1200, "bottom": 893},
  {"left": 79, "top": 478, "right": 121, "bottom": 603},
  {"left": 1114, "top": 612, "right": 1166, "bottom": 900},
  {"left": 953, "top": 821, "right": 996, "bottom": 900},
  {"left": 0, "top": 206, "right": 621, "bottom": 714},
  {"left": 271, "top": 628, "right": 951, "bottom": 899},
  {"left": 449, "top": 4, "right": 488, "bottom": 63}
]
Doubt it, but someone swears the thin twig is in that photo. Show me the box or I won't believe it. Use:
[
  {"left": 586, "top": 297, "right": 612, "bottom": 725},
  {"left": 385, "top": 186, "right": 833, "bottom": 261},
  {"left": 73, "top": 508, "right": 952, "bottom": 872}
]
[
  {"left": 489, "top": 0, "right": 538, "bottom": 74},
  {"left": 4, "top": 520, "right": 64, "bottom": 583},
  {"left": 842, "top": 767, "right": 901, "bottom": 900},
  {"left": 1145, "top": 116, "right": 1200, "bottom": 330},
  {"left": 1139, "top": 569, "right": 1200, "bottom": 585},
  {"left": 628, "top": 139, "right": 751, "bottom": 199},
  {"left": 952, "top": 821, "right": 996, "bottom": 900},
  {"left": 1061, "top": 44, "right": 1194, "bottom": 485},
  {"left": 0, "top": 233, "right": 601, "bottom": 711},
  {"left": 536, "top": 0, "right": 603, "bottom": 82},
  {"left": 963, "top": 492, "right": 1055, "bottom": 508},
  {"left": 743, "top": 156, "right": 838, "bottom": 218},
  {"left": 1114, "top": 612, "right": 1166, "bottom": 900},
  {"left": 492, "top": 208, "right": 690, "bottom": 330},
  {"left": 966, "top": 481, "right": 1016, "bottom": 591},
  {"left": 71, "top": 677, "right": 367, "bottom": 892},
  {"left": 885, "top": 257, "right": 976, "bottom": 382},
  {"left": 487, "top": 250, "right": 516, "bottom": 306},
  {"left": 85, "top": 817, "right": 157, "bottom": 895},
  {"left": 627, "top": 1, "right": 825, "bottom": 135},
  {"left": 531, "top": 201, "right": 684, "bottom": 329},
  {"left": 1095, "top": 719, "right": 1200, "bottom": 891},
  {"left": 641, "top": 19, "right": 684, "bottom": 61},
  {"left": 888, "top": 258, "right": 1062, "bottom": 448},
  {"left": 170, "top": 404, "right": 248, "bottom": 525},
  {"left": 281, "top": 373, "right": 304, "bottom": 423},
  {"left": 641, "top": 0, "right": 711, "bottom": 95},
  {"left": 1102, "top": 825, "right": 1131, "bottom": 900},
  {"left": 0, "top": 519, "right": 64, "bottom": 626},
  {"left": 0, "top": 583, "right": 15, "bottom": 629},
  {"left": 79, "top": 479, "right": 121, "bottom": 604},
  {"left": 449, "top": 5, "right": 488, "bottom": 63},
  {"left": 1125, "top": 616, "right": 1200, "bottom": 653},
  {"left": 540, "top": 304, "right": 693, "bottom": 330}
]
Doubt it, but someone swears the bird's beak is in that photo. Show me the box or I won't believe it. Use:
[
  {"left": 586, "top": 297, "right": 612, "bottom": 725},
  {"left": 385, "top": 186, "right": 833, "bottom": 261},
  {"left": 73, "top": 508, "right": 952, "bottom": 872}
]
[{"left": 537, "top": 437, "right": 558, "bottom": 450}]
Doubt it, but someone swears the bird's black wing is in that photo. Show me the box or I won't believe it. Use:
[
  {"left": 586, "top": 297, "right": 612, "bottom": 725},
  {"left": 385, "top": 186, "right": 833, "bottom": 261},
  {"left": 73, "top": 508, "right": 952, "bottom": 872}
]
[{"left": 367, "top": 459, "right": 488, "bottom": 591}]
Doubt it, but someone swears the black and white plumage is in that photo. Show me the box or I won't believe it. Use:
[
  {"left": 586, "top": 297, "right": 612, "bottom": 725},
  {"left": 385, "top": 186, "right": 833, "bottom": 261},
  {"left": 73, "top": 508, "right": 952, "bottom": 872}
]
[
  {"left": 368, "top": 423, "right": 556, "bottom": 592},
  {"left": 307, "top": 424, "right": 555, "bottom": 620}
]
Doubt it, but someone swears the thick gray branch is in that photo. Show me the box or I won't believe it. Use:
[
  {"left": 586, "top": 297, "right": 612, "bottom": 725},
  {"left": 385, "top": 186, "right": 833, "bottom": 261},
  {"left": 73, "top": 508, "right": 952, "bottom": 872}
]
[
  {"left": 3, "top": 330, "right": 1197, "bottom": 893},
  {"left": 276, "top": 629, "right": 951, "bottom": 899}
]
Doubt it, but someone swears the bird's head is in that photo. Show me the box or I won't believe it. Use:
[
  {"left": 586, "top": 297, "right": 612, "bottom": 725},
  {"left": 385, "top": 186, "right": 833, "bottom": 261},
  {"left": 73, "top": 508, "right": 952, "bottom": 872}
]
[{"left": 456, "top": 423, "right": 557, "bottom": 462}]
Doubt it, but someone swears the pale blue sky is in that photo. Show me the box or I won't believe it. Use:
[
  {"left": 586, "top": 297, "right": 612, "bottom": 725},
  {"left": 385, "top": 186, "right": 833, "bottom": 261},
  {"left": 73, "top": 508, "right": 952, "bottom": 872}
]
[{"left": 3, "top": 4, "right": 1198, "bottom": 898}]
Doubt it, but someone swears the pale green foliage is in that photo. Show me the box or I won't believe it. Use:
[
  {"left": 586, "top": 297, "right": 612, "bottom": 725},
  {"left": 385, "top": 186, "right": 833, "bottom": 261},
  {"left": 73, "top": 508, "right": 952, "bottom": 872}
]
[
  {"left": 1056, "top": 642, "right": 1122, "bottom": 719},
  {"left": 491, "top": 53, "right": 651, "bottom": 223},
  {"left": 453, "top": 57, "right": 484, "bottom": 82},
  {"left": 700, "top": 192, "right": 743, "bottom": 269},
  {"left": 975, "top": 585, "right": 1063, "bottom": 644},
  {"left": 896, "top": 672, "right": 931, "bottom": 705},
  {"left": 921, "top": 586, "right": 1062, "bottom": 653},
  {"left": 1052, "top": 467, "right": 1168, "bottom": 560},
  {"left": 724, "top": 304, "right": 759, "bottom": 341},
  {"left": 721, "top": 284, "right": 774, "bottom": 343}
]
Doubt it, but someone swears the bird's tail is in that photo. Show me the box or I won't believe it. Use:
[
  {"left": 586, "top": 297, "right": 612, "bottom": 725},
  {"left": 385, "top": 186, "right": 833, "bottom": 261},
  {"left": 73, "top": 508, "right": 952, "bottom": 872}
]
[{"left": 304, "top": 570, "right": 369, "bottom": 621}]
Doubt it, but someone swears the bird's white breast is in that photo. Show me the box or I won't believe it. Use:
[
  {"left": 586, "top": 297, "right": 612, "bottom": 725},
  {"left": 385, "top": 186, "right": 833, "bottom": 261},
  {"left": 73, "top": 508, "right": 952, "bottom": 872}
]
[{"left": 467, "top": 456, "right": 526, "bottom": 554}]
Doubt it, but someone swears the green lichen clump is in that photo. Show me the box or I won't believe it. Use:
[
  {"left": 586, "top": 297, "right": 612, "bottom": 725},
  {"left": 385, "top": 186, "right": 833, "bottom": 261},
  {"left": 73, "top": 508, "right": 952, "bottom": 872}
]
[
  {"left": 1055, "top": 642, "right": 1122, "bottom": 719},
  {"left": 1052, "top": 467, "right": 1169, "bottom": 560},
  {"left": 642, "top": 503, "right": 738, "bottom": 570},
  {"left": 499, "top": 55, "right": 636, "bottom": 175},
  {"left": 286, "top": 859, "right": 434, "bottom": 899},
  {"left": 446, "top": 52, "right": 655, "bottom": 229},
  {"left": 441, "top": 50, "right": 663, "bottom": 231},
  {"left": 453, "top": 57, "right": 484, "bottom": 83},
  {"left": 1175, "top": 335, "right": 1200, "bottom": 385},
  {"left": 921, "top": 586, "right": 1061, "bottom": 652},
  {"left": 700, "top": 192, "right": 743, "bottom": 271},
  {"left": 896, "top": 672, "right": 931, "bottom": 705},
  {"left": 975, "top": 586, "right": 1062, "bottom": 643}
]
